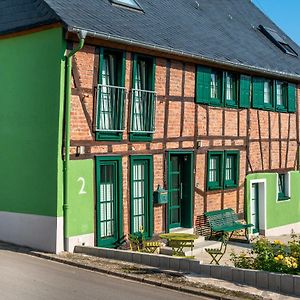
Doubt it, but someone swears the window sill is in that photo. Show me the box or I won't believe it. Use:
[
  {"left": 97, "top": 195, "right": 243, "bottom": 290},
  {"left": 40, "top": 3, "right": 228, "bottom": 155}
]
[
  {"left": 277, "top": 196, "right": 290, "bottom": 201},
  {"left": 224, "top": 184, "right": 238, "bottom": 190},
  {"left": 276, "top": 106, "right": 287, "bottom": 113},
  {"left": 263, "top": 105, "right": 274, "bottom": 111},
  {"left": 95, "top": 132, "right": 123, "bottom": 141},
  {"left": 129, "top": 133, "right": 153, "bottom": 142},
  {"left": 207, "top": 185, "right": 223, "bottom": 191}
]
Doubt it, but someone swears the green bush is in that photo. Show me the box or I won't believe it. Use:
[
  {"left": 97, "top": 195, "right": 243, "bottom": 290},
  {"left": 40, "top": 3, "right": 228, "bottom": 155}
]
[{"left": 230, "top": 233, "right": 300, "bottom": 275}]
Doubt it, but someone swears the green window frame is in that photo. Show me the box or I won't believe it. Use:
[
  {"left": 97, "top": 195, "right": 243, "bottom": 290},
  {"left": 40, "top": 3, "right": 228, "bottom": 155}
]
[
  {"left": 207, "top": 151, "right": 239, "bottom": 191},
  {"left": 277, "top": 173, "right": 290, "bottom": 201},
  {"left": 95, "top": 156, "right": 123, "bottom": 248},
  {"left": 224, "top": 72, "right": 238, "bottom": 107},
  {"left": 130, "top": 156, "right": 153, "bottom": 239},
  {"left": 263, "top": 78, "right": 273, "bottom": 110},
  {"left": 207, "top": 152, "right": 223, "bottom": 190},
  {"left": 275, "top": 80, "right": 288, "bottom": 112},
  {"left": 96, "top": 48, "right": 126, "bottom": 141},
  {"left": 196, "top": 66, "right": 222, "bottom": 106},
  {"left": 130, "top": 54, "right": 156, "bottom": 142},
  {"left": 224, "top": 151, "right": 239, "bottom": 188},
  {"left": 210, "top": 69, "right": 223, "bottom": 106},
  {"left": 252, "top": 77, "right": 274, "bottom": 110}
]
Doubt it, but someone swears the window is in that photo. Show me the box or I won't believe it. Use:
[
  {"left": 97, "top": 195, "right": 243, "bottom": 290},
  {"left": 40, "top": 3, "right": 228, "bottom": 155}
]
[
  {"left": 130, "top": 55, "right": 156, "bottom": 141},
  {"left": 207, "top": 151, "right": 239, "bottom": 190},
  {"left": 210, "top": 70, "right": 222, "bottom": 105},
  {"left": 130, "top": 156, "right": 153, "bottom": 238},
  {"left": 110, "top": 0, "right": 143, "bottom": 11},
  {"left": 208, "top": 153, "right": 222, "bottom": 189},
  {"left": 275, "top": 81, "right": 287, "bottom": 112},
  {"left": 277, "top": 173, "right": 290, "bottom": 201},
  {"left": 252, "top": 77, "right": 273, "bottom": 110},
  {"left": 259, "top": 25, "right": 298, "bottom": 57},
  {"left": 225, "top": 72, "right": 238, "bottom": 107},
  {"left": 224, "top": 152, "right": 238, "bottom": 188},
  {"left": 196, "top": 65, "right": 297, "bottom": 113},
  {"left": 96, "top": 48, "right": 126, "bottom": 141}
]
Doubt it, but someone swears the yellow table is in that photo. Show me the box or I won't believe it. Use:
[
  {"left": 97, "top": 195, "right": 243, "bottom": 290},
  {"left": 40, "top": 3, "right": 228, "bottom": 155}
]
[{"left": 159, "top": 233, "right": 198, "bottom": 257}]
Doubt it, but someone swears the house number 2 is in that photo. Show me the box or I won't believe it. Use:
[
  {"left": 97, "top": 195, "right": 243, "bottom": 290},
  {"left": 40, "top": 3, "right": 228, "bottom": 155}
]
[{"left": 78, "top": 177, "right": 87, "bottom": 195}]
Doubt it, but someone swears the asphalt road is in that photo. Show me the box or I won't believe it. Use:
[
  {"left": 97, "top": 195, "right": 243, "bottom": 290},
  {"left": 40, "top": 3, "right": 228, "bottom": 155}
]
[{"left": 0, "top": 249, "right": 209, "bottom": 300}]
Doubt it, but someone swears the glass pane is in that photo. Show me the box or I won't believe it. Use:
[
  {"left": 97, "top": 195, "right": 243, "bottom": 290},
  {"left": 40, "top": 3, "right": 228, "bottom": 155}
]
[
  {"left": 171, "top": 208, "right": 180, "bottom": 224},
  {"left": 225, "top": 155, "right": 234, "bottom": 181},
  {"left": 263, "top": 80, "right": 271, "bottom": 104},
  {"left": 278, "top": 174, "right": 285, "bottom": 194},
  {"left": 276, "top": 82, "right": 283, "bottom": 105},
  {"left": 171, "top": 174, "right": 180, "bottom": 189},
  {"left": 99, "top": 164, "right": 115, "bottom": 238},
  {"left": 226, "top": 73, "right": 234, "bottom": 100},
  {"left": 132, "top": 161, "right": 147, "bottom": 233},
  {"left": 171, "top": 156, "right": 179, "bottom": 172},
  {"left": 171, "top": 192, "right": 179, "bottom": 206},
  {"left": 209, "top": 156, "right": 218, "bottom": 182}
]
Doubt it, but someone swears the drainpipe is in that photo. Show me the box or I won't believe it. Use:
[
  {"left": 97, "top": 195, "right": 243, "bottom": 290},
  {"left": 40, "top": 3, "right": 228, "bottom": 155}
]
[{"left": 63, "top": 30, "right": 87, "bottom": 251}]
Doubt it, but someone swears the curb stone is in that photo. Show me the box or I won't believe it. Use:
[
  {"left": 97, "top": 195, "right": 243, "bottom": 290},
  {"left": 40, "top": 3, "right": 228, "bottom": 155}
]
[{"left": 29, "top": 251, "right": 260, "bottom": 300}]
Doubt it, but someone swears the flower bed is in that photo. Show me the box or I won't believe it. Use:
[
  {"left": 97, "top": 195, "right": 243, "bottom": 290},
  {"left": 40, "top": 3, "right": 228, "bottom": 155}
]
[{"left": 231, "top": 233, "right": 300, "bottom": 275}]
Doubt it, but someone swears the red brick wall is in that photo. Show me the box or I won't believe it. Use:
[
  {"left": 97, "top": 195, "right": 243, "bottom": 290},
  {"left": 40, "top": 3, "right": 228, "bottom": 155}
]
[{"left": 69, "top": 43, "right": 299, "bottom": 237}]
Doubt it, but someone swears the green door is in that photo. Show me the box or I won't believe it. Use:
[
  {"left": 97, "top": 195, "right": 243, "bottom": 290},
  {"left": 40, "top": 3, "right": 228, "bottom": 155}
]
[
  {"left": 96, "top": 157, "right": 123, "bottom": 248},
  {"left": 168, "top": 153, "right": 193, "bottom": 230},
  {"left": 169, "top": 155, "right": 182, "bottom": 228},
  {"left": 130, "top": 156, "right": 153, "bottom": 238},
  {"left": 251, "top": 183, "right": 260, "bottom": 234}
]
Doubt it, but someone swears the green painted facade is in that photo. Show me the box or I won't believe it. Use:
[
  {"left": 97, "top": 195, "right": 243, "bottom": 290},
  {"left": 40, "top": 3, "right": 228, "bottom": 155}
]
[
  {"left": 0, "top": 27, "right": 66, "bottom": 217},
  {"left": 246, "top": 172, "right": 300, "bottom": 230},
  {"left": 67, "top": 160, "right": 95, "bottom": 238}
]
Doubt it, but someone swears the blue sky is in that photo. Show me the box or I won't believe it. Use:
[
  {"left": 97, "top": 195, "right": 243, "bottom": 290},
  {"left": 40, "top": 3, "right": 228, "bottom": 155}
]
[{"left": 253, "top": 0, "right": 300, "bottom": 45}]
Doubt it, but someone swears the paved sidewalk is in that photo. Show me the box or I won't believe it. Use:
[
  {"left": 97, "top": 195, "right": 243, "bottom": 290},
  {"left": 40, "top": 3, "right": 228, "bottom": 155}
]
[{"left": 0, "top": 237, "right": 298, "bottom": 300}]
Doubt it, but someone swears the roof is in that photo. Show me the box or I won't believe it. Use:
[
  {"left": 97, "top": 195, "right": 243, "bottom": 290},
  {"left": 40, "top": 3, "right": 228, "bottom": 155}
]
[
  {"left": 1, "top": 0, "right": 300, "bottom": 80},
  {"left": 0, "top": 0, "right": 60, "bottom": 35}
]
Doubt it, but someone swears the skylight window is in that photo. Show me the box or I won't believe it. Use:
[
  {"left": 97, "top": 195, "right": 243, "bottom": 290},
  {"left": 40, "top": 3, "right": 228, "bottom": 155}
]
[
  {"left": 110, "top": 0, "right": 143, "bottom": 11},
  {"left": 258, "top": 25, "right": 298, "bottom": 57}
]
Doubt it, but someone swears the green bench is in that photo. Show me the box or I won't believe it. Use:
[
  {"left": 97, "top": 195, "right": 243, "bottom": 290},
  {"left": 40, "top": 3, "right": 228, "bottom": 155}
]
[{"left": 204, "top": 208, "right": 253, "bottom": 242}]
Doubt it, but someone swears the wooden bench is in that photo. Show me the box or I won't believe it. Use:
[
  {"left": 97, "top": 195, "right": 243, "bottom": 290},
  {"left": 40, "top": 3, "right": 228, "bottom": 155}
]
[{"left": 204, "top": 208, "right": 253, "bottom": 242}]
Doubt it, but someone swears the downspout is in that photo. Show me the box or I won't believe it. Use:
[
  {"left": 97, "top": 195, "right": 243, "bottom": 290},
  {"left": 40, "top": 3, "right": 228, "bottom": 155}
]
[{"left": 63, "top": 30, "right": 87, "bottom": 251}]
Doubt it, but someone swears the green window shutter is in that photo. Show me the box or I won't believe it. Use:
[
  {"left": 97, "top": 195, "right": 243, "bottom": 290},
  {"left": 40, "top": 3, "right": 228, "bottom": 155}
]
[
  {"left": 196, "top": 66, "right": 211, "bottom": 104},
  {"left": 287, "top": 83, "right": 296, "bottom": 113},
  {"left": 252, "top": 77, "right": 264, "bottom": 109},
  {"left": 239, "top": 75, "right": 251, "bottom": 108}
]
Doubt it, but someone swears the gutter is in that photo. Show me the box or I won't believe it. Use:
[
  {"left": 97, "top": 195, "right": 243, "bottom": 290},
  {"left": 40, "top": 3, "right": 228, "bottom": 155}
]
[
  {"left": 63, "top": 29, "right": 87, "bottom": 251},
  {"left": 67, "top": 26, "right": 300, "bottom": 81}
]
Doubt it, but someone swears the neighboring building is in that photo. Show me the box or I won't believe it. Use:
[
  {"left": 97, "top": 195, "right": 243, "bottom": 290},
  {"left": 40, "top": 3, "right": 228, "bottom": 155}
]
[{"left": 1, "top": 0, "right": 300, "bottom": 253}]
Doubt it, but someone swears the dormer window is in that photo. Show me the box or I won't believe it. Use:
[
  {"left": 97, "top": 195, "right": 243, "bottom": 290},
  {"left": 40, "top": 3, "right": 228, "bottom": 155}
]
[
  {"left": 110, "top": 0, "right": 143, "bottom": 11},
  {"left": 258, "top": 25, "right": 298, "bottom": 57}
]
